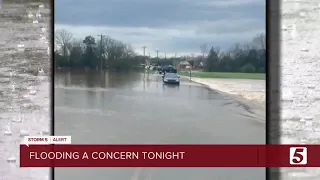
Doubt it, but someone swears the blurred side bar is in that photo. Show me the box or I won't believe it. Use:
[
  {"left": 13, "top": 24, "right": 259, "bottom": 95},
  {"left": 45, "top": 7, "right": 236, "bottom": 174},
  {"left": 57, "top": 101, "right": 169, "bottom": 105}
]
[
  {"left": 0, "top": 0, "right": 51, "bottom": 180},
  {"left": 267, "top": 0, "right": 281, "bottom": 179}
]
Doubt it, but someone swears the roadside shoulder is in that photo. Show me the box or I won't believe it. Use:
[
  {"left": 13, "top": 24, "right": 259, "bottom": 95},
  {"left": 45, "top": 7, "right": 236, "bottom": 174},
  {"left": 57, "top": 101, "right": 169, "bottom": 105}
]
[{"left": 181, "top": 76, "right": 266, "bottom": 121}]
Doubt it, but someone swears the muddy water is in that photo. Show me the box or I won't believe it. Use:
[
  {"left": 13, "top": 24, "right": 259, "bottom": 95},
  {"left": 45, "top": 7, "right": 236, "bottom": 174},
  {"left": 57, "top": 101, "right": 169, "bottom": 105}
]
[
  {"left": 0, "top": 1, "right": 51, "bottom": 180},
  {"left": 54, "top": 71, "right": 265, "bottom": 180}
]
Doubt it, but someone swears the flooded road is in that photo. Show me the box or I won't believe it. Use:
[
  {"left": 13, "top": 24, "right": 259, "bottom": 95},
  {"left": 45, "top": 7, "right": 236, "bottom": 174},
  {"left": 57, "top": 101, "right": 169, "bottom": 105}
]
[
  {"left": 55, "top": 70, "right": 265, "bottom": 180},
  {"left": 0, "top": 0, "right": 51, "bottom": 180}
]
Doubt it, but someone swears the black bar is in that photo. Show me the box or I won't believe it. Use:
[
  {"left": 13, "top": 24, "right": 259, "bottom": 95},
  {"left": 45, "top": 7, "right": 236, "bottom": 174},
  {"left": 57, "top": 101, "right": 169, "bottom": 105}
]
[{"left": 266, "top": 0, "right": 281, "bottom": 180}]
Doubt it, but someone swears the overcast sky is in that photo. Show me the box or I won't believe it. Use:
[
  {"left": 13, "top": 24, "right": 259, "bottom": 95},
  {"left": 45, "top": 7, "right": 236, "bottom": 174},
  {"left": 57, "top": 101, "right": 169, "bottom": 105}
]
[{"left": 55, "top": 0, "right": 265, "bottom": 57}]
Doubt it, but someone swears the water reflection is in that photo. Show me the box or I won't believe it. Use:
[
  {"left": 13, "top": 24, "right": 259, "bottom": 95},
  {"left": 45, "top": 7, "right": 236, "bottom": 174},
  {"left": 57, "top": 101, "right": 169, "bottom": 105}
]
[
  {"left": 55, "top": 70, "right": 141, "bottom": 89},
  {"left": 162, "top": 83, "right": 180, "bottom": 92},
  {"left": 55, "top": 70, "right": 265, "bottom": 180},
  {"left": 56, "top": 70, "right": 241, "bottom": 104}
]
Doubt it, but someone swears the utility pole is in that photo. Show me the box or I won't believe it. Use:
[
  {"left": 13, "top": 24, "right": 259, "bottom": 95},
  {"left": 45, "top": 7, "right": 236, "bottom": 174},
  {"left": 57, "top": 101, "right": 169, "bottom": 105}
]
[
  {"left": 142, "top": 46, "right": 148, "bottom": 76},
  {"left": 174, "top": 52, "right": 177, "bottom": 68},
  {"left": 142, "top": 46, "right": 146, "bottom": 57},
  {"left": 142, "top": 46, "right": 147, "bottom": 66},
  {"left": 97, "top": 34, "right": 105, "bottom": 70}
]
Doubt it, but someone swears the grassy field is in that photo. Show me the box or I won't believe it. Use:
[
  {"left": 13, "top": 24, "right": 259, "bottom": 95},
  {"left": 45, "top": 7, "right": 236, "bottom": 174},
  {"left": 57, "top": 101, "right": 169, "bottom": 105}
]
[{"left": 178, "top": 71, "right": 266, "bottom": 80}]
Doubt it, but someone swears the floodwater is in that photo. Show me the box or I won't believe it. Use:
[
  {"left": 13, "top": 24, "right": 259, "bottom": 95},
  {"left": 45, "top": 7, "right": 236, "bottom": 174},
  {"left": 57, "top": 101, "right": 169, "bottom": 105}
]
[
  {"left": 0, "top": 1, "right": 51, "bottom": 180},
  {"left": 55, "top": 70, "right": 266, "bottom": 180}
]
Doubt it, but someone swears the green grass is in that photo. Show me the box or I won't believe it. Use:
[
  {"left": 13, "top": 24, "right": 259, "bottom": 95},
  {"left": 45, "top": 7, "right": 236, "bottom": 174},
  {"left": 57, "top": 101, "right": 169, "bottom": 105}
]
[{"left": 178, "top": 71, "right": 266, "bottom": 80}]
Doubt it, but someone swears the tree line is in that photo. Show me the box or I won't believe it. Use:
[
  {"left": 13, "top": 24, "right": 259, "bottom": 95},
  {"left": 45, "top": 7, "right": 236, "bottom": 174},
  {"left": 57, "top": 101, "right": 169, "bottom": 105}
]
[
  {"left": 54, "top": 29, "right": 144, "bottom": 71},
  {"left": 201, "top": 33, "right": 266, "bottom": 73},
  {"left": 55, "top": 29, "right": 265, "bottom": 73}
]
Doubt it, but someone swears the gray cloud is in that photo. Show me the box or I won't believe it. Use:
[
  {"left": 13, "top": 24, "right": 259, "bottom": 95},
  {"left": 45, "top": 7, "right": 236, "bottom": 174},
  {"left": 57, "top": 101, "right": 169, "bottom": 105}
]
[{"left": 55, "top": 0, "right": 265, "bottom": 56}]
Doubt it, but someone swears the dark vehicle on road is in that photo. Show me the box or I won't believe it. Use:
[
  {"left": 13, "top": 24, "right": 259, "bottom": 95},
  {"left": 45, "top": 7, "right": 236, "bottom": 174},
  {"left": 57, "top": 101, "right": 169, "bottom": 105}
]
[
  {"left": 163, "top": 73, "right": 180, "bottom": 85},
  {"left": 160, "top": 66, "right": 177, "bottom": 76},
  {"left": 157, "top": 66, "right": 163, "bottom": 73}
]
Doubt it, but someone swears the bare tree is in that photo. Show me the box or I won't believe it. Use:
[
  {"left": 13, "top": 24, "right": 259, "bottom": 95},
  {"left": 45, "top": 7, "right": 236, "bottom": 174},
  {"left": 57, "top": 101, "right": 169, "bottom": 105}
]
[
  {"left": 214, "top": 46, "right": 221, "bottom": 57},
  {"left": 69, "top": 39, "right": 84, "bottom": 66},
  {"left": 71, "top": 38, "right": 85, "bottom": 52},
  {"left": 123, "top": 43, "right": 135, "bottom": 58},
  {"left": 55, "top": 29, "right": 73, "bottom": 56},
  {"left": 241, "top": 43, "right": 251, "bottom": 52},
  {"left": 103, "top": 37, "right": 127, "bottom": 62},
  {"left": 252, "top": 33, "right": 266, "bottom": 50},
  {"left": 230, "top": 43, "right": 242, "bottom": 58},
  {"left": 200, "top": 44, "right": 208, "bottom": 60}
]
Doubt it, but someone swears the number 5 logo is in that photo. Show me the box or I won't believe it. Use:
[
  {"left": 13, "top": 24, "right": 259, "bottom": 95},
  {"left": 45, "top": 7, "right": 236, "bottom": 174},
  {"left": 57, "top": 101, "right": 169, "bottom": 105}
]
[{"left": 289, "top": 147, "right": 307, "bottom": 165}]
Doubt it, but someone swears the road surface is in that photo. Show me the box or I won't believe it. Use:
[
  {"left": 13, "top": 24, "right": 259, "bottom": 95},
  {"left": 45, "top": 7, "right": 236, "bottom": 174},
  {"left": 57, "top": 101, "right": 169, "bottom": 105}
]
[{"left": 55, "top": 70, "right": 265, "bottom": 180}]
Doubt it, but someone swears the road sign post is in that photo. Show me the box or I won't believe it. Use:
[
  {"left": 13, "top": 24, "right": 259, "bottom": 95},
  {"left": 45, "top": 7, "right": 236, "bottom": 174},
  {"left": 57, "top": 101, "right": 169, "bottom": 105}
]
[{"left": 186, "top": 66, "right": 191, "bottom": 81}]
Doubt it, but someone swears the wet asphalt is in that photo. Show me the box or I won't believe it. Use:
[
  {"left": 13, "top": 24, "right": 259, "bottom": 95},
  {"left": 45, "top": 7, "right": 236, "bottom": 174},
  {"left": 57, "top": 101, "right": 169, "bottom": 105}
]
[
  {"left": 0, "top": 1, "right": 266, "bottom": 179},
  {"left": 55, "top": 70, "right": 266, "bottom": 180}
]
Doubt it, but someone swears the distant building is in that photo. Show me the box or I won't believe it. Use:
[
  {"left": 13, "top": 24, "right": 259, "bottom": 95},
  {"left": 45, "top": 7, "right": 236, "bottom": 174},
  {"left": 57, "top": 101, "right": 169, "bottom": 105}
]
[{"left": 179, "top": 61, "right": 191, "bottom": 69}]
